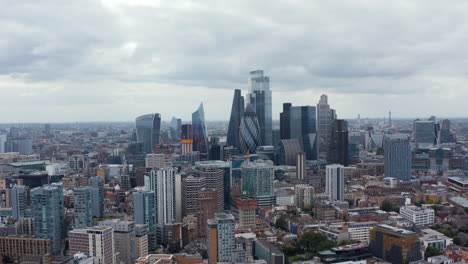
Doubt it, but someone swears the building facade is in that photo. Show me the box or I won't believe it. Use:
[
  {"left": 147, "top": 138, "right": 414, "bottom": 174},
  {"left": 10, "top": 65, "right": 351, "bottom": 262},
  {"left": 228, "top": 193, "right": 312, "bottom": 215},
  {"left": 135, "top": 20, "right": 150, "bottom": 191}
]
[
  {"left": 136, "top": 113, "right": 161, "bottom": 153},
  {"left": 383, "top": 135, "right": 412, "bottom": 181}
]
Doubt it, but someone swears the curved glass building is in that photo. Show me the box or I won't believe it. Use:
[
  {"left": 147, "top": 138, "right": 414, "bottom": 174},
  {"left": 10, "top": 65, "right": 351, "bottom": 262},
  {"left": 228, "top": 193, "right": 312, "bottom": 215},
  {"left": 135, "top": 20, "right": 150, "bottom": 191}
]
[
  {"left": 192, "top": 103, "right": 209, "bottom": 157},
  {"left": 239, "top": 104, "right": 260, "bottom": 154},
  {"left": 135, "top": 113, "right": 161, "bottom": 153}
]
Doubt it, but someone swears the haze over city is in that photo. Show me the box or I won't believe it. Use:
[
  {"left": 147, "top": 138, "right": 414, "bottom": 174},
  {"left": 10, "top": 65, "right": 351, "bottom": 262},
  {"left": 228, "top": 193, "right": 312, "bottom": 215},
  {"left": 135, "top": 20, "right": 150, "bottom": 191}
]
[{"left": 2, "top": 0, "right": 468, "bottom": 122}]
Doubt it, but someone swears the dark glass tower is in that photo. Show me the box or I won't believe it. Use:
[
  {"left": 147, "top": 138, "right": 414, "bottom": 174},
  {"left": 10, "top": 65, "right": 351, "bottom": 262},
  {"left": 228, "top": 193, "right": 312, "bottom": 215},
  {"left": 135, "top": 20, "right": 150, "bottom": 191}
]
[
  {"left": 383, "top": 135, "right": 411, "bottom": 181},
  {"left": 227, "top": 89, "right": 244, "bottom": 152},
  {"left": 192, "top": 103, "right": 209, "bottom": 158},
  {"left": 135, "top": 113, "right": 161, "bottom": 153},
  {"left": 280, "top": 104, "right": 317, "bottom": 160},
  {"left": 239, "top": 104, "right": 260, "bottom": 154},
  {"left": 328, "top": 119, "right": 349, "bottom": 166},
  {"left": 247, "top": 70, "right": 272, "bottom": 146}
]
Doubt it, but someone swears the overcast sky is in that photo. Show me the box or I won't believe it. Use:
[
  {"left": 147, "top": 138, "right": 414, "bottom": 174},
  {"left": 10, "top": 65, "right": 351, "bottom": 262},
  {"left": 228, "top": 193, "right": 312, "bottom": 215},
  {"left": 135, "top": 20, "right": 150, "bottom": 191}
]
[{"left": 1, "top": 0, "right": 468, "bottom": 123}]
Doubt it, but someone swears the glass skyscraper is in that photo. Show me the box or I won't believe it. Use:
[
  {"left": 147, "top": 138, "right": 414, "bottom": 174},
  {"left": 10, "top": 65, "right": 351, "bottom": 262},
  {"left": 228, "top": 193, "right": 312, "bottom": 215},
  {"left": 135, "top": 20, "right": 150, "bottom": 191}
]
[
  {"left": 73, "top": 187, "right": 94, "bottom": 228},
  {"left": 31, "top": 183, "right": 64, "bottom": 256},
  {"left": 247, "top": 70, "right": 272, "bottom": 146},
  {"left": 328, "top": 119, "right": 349, "bottom": 166},
  {"left": 317, "top": 94, "right": 335, "bottom": 160},
  {"left": 227, "top": 89, "right": 244, "bottom": 152},
  {"left": 192, "top": 103, "right": 209, "bottom": 158},
  {"left": 414, "top": 120, "right": 436, "bottom": 148},
  {"left": 241, "top": 159, "right": 275, "bottom": 207},
  {"left": 280, "top": 103, "right": 317, "bottom": 160},
  {"left": 239, "top": 104, "right": 260, "bottom": 154},
  {"left": 135, "top": 113, "right": 161, "bottom": 153},
  {"left": 383, "top": 135, "right": 412, "bottom": 181}
]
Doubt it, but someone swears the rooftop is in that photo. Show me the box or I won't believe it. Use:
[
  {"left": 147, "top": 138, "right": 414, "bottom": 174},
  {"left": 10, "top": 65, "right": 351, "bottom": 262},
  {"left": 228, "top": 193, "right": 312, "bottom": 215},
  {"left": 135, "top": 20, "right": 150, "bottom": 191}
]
[
  {"left": 377, "top": 224, "right": 416, "bottom": 236},
  {"left": 450, "top": 197, "right": 468, "bottom": 208}
]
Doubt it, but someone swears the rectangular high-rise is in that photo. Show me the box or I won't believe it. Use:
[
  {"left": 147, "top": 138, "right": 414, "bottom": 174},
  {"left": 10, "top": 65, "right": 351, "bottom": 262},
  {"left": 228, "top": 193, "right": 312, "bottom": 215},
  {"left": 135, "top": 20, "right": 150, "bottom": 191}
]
[
  {"left": 73, "top": 187, "right": 94, "bottom": 228},
  {"left": 89, "top": 176, "right": 104, "bottom": 218},
  {"left": 414, "top": 120, "right": 436, "bottom": 148},
  {"left": 133, "top": 191, "right": 156, "bottom": 251},
  {"left": 182, "top": 176, "right": 207, "bottom": 217},
  {"left": 69, "top": 226, "right": 115, "bottom": 264},
  {"left": 383, "top": 135, "right": 412, "bottom": 181},
  {"left": 207, "top": 213, "right": 236, "bottom": 263},
  {"left": 317, "top": 94, "right": 335, "bottom": 160},
  {"left": 326, "top": 164, "right": 345, "bottom": 201},
  {"left": 241, "top": 160, "right": 276, "bottom": 208},
  {"left": 98, "top": 219, "right": 136, "bottom": 264},
  {"left": 31, "top": 183, "right": 64, "bottom": 256},
  {"left": 11, "top": 185, "right": 27, "bottom": 220},
  {"left": 328, "top": 119, "right": 349, "bottom": 166},
  {"left": 247, "top": 70, "right": 272, "bottom": 146}
]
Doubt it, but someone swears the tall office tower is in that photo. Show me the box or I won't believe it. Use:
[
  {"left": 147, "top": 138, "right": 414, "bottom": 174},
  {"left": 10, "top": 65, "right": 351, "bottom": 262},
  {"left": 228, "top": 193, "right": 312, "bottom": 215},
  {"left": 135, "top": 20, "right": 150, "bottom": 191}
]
[
  {"left": 207, "top": 213, "right": 236, "bottom": 263},
  {"left": 326, "top": 164, "right": 345, "bottom": 201},
  {"left": 11, "top": 185, "right": 27, "bottom": 220},
  {"left": 317, "top": 94, "right": 334, "bottom": 160},
  {"left": 135, "top": 113, "right": 161, "bottom": 153},
  {"left": 73, "top": 187, "right": 94, "bottom": 228},
  {"left": 247, "top": 70, "right": 272, "bottom": 146},
  {"left": 135, "top": 224, "right": 149, "bottom": 258},
  {"left": 296, "top": 152, "right": 306, "bottom": 179},
  {"left": 280, "top": 103, "right": 292, "bottom": 140},
  {"left": 280, "top": 104, "right": 318, "bottom": 160},
  {"left": 182, "top": 176, "right": 207, "bottom": 217},
  {"left": 0, "top": 134, "right": 6, "bottom": 153},
  {"left": 236, "top": 199, "right": 257, "bottom": 229},
  {"left": 388, "top": 110, "right": 392, "bottom": 127},
  {"left": 89, "top": 176, "right": 104, "bottom": 218},
  {"left": 170, "top": 117, "right": 182, "bottom": 142},
  {"left": 328, "top": 119, "right": 349, "bottom": 166},
  {"left": 180, "top": 124, "right": 194, "bottom": 154},
  {"left": 383, "top": 135, "right": 412, "bottom": 181},
  {"left": 197, "top": 164, "right": 224, "bottom": 212},
  {"left": 294, "top": 184, "right": 314, "bottom": 209},
  {"left": 144, "top": 168, "right": 181, "bottom": 243},
  {"left": 239, "top": 103, "right": 261, "bottom": 154},
  {"left": 133, "top": 191, "right": 156, "bottom": 250},
  {"left": 196, "top": 160, "right": 232, "bottom": 210},
  {"left": 277, "top": 139, "right": 302, "bottom": 166},
  {"left": 414, "top": 120, "right": 436, "bottom": 148},
  {"left": 227, "top": 89, "right": 245, "bottom": 152},
  {"left": 98, "top": 219, "right": 136, "bottom": 264},
  {"left": 208, "top": 137, "right": 222, "bottom": 160},
  {"left": 440, "top": 119, "right": 453, "bottom": 143},
  {"left": 31, "top": 184, "right": 64, "bottom": 255},
  {"left": 69, "top": 226, "right": 115, "bottom": 264},
  {"left": 197, "top": 188, "right": 218, "bottom": 239},
  {"left": 192, "top": 103, "right": 209, "bottom": 158},
  {"left": 145, "top": 153, "right": 167, "bottom": 168},
  {"left": 241, "top": 160, "right": 276, "bottom": 208},
  {"left": 369, "top": 225, "right": 421, "bottom": 264}
]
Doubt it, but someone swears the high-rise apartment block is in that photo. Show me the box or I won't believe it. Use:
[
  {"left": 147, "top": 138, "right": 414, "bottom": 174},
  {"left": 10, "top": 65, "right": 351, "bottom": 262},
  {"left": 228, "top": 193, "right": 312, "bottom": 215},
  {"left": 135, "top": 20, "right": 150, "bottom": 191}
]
[
  {"left": 241, "top": 160, "right": 275, "bottom": 208},
  {"left": 207, "top": 213, "right": 236, "bottom": 263},
  {"left": 73, "top": 187, "right": 94, "bottom": 228},
  {"left": 326, "top": 164, "right": 345, "bottom": 201},
  {"left": 69, "top": 226, "right": 115, "bottom": 264},
  {"left": 383, "top": 135, "right": 412, "bottom": 181}
]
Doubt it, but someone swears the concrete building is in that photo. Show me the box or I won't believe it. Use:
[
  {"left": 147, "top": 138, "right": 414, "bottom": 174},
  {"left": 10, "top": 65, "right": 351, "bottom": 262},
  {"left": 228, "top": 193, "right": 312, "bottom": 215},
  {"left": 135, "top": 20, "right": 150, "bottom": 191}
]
[
  {"left": 344, "top": 221, "right": 378, "bottom": 243},
  {"left": 400, "top": 206, "right": 435, "bottom": 226},
  {"left": 145, "top": 154, "right": 168, "bottom": 169},
  {"left": 236, "top": 199, "right": 257, "bottom": 229},
  {"left": 69, "top": 226, "right": 115, "bottom": 264},
  {"left": 197, "top": 188, "right": 218, "bottom": 239},
  {"left": 318, "top": 226, "right": 350, "bottom": 244},
  {"left": 420, "top": 229, "right": 453, "bottom": 252},
  {"left": 255, "top": 239, "right": 285, "bottom": 264},
  {"left": 182, "top": 176, "right": 206, "bottom": 217},
  {"left": 135, "top": 224, "right": 149, "bottom": 258},
  {"left": 196, "top": 163, "right": 225, "bottom": 212},
  {"left": 207, "top": 213, "right": 236, "bottom": 263},
  {"left": 99, "top": 219, "right": 136, "bottom": 264},
  {"left": 326, "top": 164, "right": 345, "bottom": 201},
  {"left": 294, "top": 184, "right": 314, "bottom": 209},
  {"left": 11, "top": 185, "right": 27, "bottom": 220},
  {"left": 0, "top": 237, "right": 51, "bottom": 260},
  {"left": 296, "top": 152, "right": 306, "bottom": 179}
]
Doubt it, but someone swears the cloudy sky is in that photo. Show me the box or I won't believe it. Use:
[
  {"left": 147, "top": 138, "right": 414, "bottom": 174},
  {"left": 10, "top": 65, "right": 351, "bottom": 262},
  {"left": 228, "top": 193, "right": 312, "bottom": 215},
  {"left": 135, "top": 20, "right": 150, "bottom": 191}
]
[{"left": 1, "top": 0, "right": 468, "bottom": 123}]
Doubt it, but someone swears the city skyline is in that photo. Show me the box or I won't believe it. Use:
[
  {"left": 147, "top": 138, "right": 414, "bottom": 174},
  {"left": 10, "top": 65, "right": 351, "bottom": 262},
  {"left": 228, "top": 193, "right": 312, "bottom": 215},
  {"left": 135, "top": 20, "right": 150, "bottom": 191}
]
[{"left": 2, "top": 1, "right": 468, "bottom": 122}]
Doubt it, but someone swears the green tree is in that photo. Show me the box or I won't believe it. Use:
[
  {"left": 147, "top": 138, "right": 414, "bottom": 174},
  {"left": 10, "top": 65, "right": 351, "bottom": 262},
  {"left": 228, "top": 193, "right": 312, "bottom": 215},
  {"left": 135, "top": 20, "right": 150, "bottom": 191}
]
[
  {"left": 453, "top": 236, "right": 461, "bottom": 245},
  {"left": 425, "top": 246, "right": 440, "bottom": 259},
  {"left": 275, "top": 217, "right": 288, "bottom": 230},
  {"left": 299, "top": 232, "right": 327, "bottom": 253},
  {"left": 282, "top": 246, "right": 298, "bottom": 256},
  {"left": 381, "top": 200, "right": 394, "bottom": 212}
]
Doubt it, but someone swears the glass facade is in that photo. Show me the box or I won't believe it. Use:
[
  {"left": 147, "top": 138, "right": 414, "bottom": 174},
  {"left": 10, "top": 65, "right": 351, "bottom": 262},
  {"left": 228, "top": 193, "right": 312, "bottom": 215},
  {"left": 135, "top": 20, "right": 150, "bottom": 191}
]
[
  {"left": 227, "top": 89, "right": 244, "bottom": 152},
  {"left": 383, "top": 135, "right": 412, "bottom": 181},
  {"left": 135, "top": 113, "right": 161, "bottom": 153},
  {"left": 247, "top": 70, "right": 272, "bottom": 146},
  {"left": 414, "top": 120, "right": 436, "bottom": 148},
  {"left": 239, "top": 104, "right": 260, "bottom": 154},
  {"left": 192, "top": 103, "right": 209, "bottom": 157},
  {"left": 241, "top": 159, "right": 275, "bottom": 207}
]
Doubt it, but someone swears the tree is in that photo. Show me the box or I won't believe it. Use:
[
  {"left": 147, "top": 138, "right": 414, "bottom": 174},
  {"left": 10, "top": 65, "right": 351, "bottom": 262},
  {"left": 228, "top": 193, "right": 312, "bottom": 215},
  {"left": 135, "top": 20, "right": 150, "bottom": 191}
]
[
  {"left": 381, "top": 200, "right": 394, "bottom": 212},
  {"left": 300, "top": 232, "right": 327, "bottom": 253},
  {"left": 282, "top": 246, "right": 298, "bottom": 256},
  {"left": 453, "top": 236, "right": 461, "bottom": 245},
  {"left": 425, "top": 246, "right": 440, "bottom": 259},
  {"left": 275, "top": 217, "right": 288, "bottom": 230}
]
